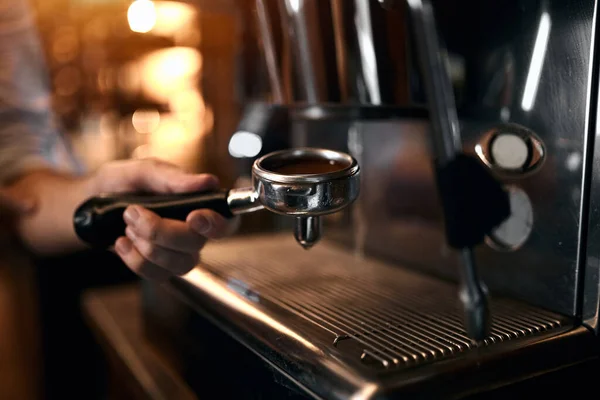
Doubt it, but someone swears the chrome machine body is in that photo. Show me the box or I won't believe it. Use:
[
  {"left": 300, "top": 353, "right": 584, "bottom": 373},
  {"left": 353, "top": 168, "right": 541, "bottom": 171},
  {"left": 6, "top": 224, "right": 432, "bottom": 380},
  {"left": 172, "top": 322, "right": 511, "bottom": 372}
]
[
  {"left": 270, "top": 0, "right": 597, "bottom": 318},
  {"left": 142, "top": 0, "right": 600, "bottom": 398}
]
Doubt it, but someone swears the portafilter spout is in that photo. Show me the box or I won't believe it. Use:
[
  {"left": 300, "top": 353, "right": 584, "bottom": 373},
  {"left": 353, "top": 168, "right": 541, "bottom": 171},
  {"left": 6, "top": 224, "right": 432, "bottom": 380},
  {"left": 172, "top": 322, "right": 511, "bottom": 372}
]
[{"left": 73, "top": 148, "right": 360, "bottom": 250}]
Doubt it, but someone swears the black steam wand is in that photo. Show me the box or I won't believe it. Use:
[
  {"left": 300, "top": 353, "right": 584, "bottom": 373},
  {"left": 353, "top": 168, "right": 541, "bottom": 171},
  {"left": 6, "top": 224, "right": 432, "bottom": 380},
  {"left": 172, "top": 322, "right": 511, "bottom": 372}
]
[{"left": 405, "top": 0, "right": 510, "bottom": 342}]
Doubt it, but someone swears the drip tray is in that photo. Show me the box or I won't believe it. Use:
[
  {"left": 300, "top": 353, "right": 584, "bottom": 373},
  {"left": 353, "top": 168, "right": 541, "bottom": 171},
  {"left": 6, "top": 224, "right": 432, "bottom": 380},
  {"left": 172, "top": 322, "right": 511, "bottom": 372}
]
[{"left": 156, "top": 234, "right": 595, "bottom": 399}]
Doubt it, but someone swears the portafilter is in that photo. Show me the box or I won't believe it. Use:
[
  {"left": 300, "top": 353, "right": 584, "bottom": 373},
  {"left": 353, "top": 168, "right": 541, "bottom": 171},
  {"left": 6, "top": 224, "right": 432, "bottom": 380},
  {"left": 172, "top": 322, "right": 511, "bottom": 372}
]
[{"left": 73, "top": 148, "right": 360, "bottom": 249}]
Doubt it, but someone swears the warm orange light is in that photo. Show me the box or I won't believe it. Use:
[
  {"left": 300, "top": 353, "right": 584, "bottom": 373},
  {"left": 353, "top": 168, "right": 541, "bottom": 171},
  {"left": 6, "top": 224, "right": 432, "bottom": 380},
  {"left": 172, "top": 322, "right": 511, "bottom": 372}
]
[
  {"left": 170, "top": 89, "right": 205, "bottom": 118},
  {"left": 127, "top": 0, "right": 197, "bottom": 40},
  {"left": 153, "top": 1, "right": 197, "bottom": 37},
  {"left": 151, "top": 115, "right": 187, "bottom": 144},
  {"left": 138, "top": 47, "right": 202, "bottom": 102},
  {"left": 127, "top": 0, "right": 156, "bottom": 33},
  {"left": 72, "top": 113, "right": 119, "bottom": 171},
  {"left": 132, "top": 144, "right": 151, "bottom": 160},
  {"left": 134, "top": 114, "right": 201, "bottom": 169},
  {"left": 132, "top": 109, "right": 161, "bottom": 133}
]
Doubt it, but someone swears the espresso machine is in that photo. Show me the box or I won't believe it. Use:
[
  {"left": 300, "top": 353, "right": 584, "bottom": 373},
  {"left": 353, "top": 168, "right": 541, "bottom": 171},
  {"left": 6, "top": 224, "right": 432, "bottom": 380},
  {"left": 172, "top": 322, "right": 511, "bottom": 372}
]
[{"left": 90, "top": 0, "right": 600, "bottom": 397}]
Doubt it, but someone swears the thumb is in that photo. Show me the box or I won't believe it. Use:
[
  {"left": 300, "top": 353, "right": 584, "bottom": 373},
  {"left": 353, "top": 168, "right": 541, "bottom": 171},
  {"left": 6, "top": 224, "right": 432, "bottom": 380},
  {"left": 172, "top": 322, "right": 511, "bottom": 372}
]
[
  {"left": 140, "top": 159, "right": 218, "bottom": 193},
  {"left": 99, "top": 159, "right": 221, "bottom": 194},
  {"left": 165, "top": 171, "right": 221, "bottom": 194}
]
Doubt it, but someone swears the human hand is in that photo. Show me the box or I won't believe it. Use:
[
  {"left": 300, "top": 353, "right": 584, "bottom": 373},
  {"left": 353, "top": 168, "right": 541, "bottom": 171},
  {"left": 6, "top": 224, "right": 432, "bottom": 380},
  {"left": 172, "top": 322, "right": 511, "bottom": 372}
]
[
  {"left": 92, "top": 158, "right": 238, "bottom": 281},
  {"left": 0, "top": 188, "right": 36, "bottom": 227}
]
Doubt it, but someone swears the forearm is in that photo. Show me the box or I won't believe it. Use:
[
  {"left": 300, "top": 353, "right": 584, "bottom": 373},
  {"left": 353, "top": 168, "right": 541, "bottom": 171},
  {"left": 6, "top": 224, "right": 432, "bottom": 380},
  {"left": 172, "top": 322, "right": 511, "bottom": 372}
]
[{"left": 7, "top": 169, "right": 97, "bottom": 256}]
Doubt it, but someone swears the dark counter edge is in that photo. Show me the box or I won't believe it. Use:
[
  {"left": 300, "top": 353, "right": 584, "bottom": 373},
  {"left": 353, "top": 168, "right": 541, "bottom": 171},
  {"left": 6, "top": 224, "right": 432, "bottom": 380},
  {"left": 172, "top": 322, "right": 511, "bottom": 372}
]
[
  {"left": 158, "top": 269, "right": 599, "bottom": 400},
  {"left": 81, "top": 283, "right": 198, "bottom": 400}
]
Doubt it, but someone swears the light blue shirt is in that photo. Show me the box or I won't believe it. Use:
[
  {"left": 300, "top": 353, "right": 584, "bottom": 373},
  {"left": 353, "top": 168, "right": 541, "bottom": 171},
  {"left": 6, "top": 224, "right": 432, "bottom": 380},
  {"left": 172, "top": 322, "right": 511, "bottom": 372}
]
[{"left": 0, "top": 0, "right": 81, "bottom": 184}]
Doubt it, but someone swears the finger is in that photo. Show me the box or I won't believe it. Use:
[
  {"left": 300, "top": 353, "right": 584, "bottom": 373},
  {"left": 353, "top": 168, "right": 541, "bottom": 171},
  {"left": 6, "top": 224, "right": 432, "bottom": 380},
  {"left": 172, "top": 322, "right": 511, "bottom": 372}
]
[
  {"left": 124, "top": 205, "right": 206, "bottom": 253},
  {"left": 114, "top": 237, "right": 173, "bottom": 282},
  {"left": 125, "top": 228, "right": 198, "bottom": 276},
  {"left": 128, "top": 159, "right": 220, "bottom": 194},
  {"left": 187, "top": 209, "right": 235, "bottom": 240},
  {"left": 146, "top": 159, "right": 220, "bottom": 193},
  {"left": 97, "top": 158, "right": 175, "bottom": 192}
]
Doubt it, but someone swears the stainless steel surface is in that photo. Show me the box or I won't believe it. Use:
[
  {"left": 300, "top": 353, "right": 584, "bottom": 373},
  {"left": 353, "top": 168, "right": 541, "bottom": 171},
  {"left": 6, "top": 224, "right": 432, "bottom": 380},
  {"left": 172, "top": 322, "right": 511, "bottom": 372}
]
[
  {"left": 330, "top": 0, "right": 352, "bottom": 102},
  {"left": 265, "top": 0, "right": 410, "bottom": 105},
  {"left": 278, "top": 0, "right": 328, "bottom": 103},
  {"left": 252, "top": 147, "right": 360, "bottom": 216},
  {"left": 244, "top": 0, "right": 600, "bottom": 331},
  {"left": 193, "top": 235, "right": 566, "bottom": 366},
  {"left": 430, "top": 0, "right": 595, "bottom": 318},
  {"left": 353, "top": 0, "right": 381, "bottom": 104},
  {"left": 288, "top": 0, "right": 596, "bottom": 318},
  {"left": 474, "top": 123, "right": 547, "bottom": 178},
  {"left": 256, "top": 0, "right": 285, "bottom": 103},
  {"left": 315, "top": 117, "right": 585, "bottom": 316},
  {"left": 161, "top": 234, "right": 594, "bottom": 399},
  {"left": 581, "top": 0, "right": 600, "bottom": 333},
  {"left": 227, "top": 187, "right": 264, "bottom": 215},
  {"left": 325, "top": 0, "right": 411, "bottom": 105},
  {"left": 294, "top": 216, "right": 322, "bottom": 249}
]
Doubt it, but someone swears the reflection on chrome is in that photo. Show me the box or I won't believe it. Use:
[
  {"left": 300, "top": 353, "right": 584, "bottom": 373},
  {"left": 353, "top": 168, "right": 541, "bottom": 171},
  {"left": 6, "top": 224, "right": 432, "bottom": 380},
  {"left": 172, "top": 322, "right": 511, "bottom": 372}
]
[
  {"left": 287, "top": 0, "right": 301, "bottom": 13},
  {"left": 522, "top": 11, "right": 551, "bottom": 111},
  {"left": 354, "top": 0, "right": 381, "bottom": 104},
  {"left": 349, "top": 383, "right": 379, "bottom": 400},
  {"left": 183, "top": 268, "right": 321, "bottom": 353}
]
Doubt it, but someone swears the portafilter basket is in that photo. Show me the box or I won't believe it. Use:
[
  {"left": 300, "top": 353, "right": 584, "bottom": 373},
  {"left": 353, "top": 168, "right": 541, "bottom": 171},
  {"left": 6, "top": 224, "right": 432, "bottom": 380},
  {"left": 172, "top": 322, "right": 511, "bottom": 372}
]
[{"left": 74, "top": 147, "right": 360, "bottom": 249}]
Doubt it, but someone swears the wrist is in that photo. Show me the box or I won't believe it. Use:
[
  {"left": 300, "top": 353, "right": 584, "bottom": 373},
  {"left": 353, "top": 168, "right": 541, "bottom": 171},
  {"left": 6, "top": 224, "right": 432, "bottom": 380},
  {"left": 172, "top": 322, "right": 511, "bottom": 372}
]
[{"left": 5, "top": 169, "right": 99, "bottom": 255}]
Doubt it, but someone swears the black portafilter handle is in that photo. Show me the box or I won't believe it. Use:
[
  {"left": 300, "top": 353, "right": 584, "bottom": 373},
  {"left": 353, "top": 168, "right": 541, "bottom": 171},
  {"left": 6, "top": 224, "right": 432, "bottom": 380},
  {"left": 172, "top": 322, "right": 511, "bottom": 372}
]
[{"left": 73, "top": 189, "right": 234, "bottom": 249}]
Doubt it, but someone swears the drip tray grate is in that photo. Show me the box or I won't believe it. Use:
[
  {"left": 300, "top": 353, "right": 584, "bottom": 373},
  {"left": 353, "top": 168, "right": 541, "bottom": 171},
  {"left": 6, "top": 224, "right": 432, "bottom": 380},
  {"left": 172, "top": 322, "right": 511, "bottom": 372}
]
[{"left": 198, "top": 235, "right": 569, "bottom": 370}]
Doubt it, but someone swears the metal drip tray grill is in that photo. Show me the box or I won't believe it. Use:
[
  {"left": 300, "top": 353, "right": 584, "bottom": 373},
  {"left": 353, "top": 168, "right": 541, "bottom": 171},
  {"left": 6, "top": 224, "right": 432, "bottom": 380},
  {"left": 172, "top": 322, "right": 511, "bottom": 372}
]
[{"left": 195, "top": 235, "right": 569, "bottom": 371}]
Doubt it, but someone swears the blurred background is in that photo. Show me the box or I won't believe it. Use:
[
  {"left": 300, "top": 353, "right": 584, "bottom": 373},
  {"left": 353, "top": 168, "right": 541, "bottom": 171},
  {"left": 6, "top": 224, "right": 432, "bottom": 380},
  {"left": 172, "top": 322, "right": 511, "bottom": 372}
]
[
  {"left": 32, "top": 0, "right": 249, "bottom": 182},
  {"left": 1, "top": 0, "right": 275, "bottom": 398}
]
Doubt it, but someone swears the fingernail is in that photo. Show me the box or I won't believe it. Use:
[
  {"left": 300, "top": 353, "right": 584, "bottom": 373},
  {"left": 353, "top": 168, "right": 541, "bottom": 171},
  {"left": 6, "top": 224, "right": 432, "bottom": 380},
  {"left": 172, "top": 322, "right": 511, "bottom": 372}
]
[
  {"left": 191, "top": 215, "right": 211, "bottom": 234},
  {"left": 124, "top": 206, "right": 140, "bottom": 224},
  {"left": 115, "top": 238, "right": 132, "bottom": 255}
]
